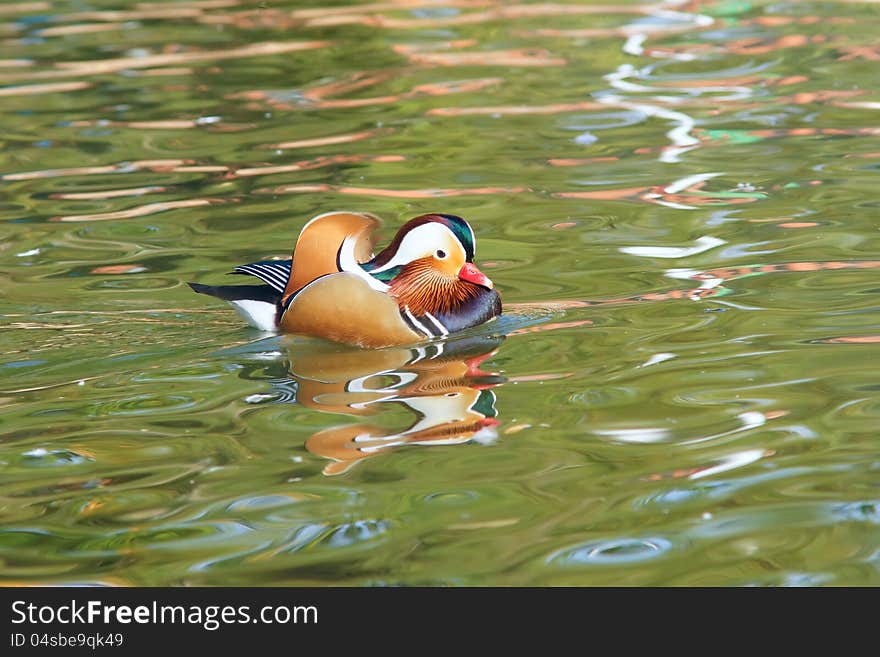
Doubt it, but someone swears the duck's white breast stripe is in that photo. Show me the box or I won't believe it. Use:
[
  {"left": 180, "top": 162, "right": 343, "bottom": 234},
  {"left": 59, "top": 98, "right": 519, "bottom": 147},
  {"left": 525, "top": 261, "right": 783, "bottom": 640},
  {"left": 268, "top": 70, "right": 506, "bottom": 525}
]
[
  {"left": 403, "top": 306, "right": 434, "bottom": 339},
  {"left": 423, "top": 312, "right": 449, "bottom": 336}
]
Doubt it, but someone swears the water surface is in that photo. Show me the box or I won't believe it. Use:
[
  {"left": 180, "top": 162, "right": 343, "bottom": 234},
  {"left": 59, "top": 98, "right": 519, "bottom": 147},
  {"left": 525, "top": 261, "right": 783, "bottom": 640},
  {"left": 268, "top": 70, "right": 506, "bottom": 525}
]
[{"left": 2, "top": 0, "right": 880, "bottom": 586}]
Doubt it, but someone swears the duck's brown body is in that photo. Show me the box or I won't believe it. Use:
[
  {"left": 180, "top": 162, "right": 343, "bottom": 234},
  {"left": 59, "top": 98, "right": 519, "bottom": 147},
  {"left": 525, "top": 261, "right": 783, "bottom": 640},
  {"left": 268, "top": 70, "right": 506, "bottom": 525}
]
[
  {"left": 282, "top": 272, "right": 422, "bottom": 347},
  {"left": 189, "top": 211, "right": 501, "bottom": 348}
]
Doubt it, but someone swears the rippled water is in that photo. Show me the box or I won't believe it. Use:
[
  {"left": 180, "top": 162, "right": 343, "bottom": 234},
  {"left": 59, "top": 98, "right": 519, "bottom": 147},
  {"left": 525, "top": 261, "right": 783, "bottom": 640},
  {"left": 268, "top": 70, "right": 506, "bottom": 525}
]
[{"left": 2, "top": 0, "right": 880, "bottom": 586}]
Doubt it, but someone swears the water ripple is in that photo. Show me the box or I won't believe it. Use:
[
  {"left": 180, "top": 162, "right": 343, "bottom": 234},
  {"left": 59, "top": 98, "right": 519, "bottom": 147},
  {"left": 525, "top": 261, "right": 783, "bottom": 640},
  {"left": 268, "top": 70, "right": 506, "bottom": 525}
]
[
  {"left": 548, "top": 537, "right": 675, "bottom": 566},
  {"left": 3, "top": 0, "right": 880, "bottom": 586}
]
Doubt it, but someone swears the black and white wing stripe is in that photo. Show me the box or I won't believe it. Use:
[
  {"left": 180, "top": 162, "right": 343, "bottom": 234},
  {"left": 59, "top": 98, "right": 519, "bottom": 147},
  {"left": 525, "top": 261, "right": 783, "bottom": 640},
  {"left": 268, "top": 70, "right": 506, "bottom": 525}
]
[{"left": 232, "top": 259, "right": 292, "bottom": 293}]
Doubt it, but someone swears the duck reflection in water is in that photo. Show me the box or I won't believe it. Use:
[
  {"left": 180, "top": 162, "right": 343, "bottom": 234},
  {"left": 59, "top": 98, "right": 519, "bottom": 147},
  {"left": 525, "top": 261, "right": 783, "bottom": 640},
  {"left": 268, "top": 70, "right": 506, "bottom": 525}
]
[{"left": 263, "top": 334, "right": 506, "bottom": 475}]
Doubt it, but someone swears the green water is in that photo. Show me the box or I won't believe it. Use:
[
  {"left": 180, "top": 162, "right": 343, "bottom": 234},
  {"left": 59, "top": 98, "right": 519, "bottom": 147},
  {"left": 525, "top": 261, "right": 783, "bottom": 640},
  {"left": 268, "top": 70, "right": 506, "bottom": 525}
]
[{"left": 2, "top": 0, "right": 879, "bottom": 586}]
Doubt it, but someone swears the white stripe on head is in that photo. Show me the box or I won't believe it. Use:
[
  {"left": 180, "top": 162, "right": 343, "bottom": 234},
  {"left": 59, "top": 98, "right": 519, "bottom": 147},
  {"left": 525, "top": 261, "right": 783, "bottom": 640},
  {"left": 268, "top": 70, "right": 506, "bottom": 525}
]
[
  {"left": 370, "top": 222, "right": 464, "bottom": 273},
  {"left": 464, "top": 219, "right": 476, "bottom": 257}
]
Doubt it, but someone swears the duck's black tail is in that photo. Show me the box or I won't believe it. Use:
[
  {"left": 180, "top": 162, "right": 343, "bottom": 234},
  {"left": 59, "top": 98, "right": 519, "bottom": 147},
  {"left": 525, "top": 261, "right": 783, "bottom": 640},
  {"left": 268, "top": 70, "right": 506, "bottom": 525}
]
[
  {"left": 188, "top": 282, "right": 282, "bottom": 331},
  {"left": 189, "top": 258, "right": 292, "bottom": 331},
  {"left": 188, "top": 282, "right": 281, "bottom": 304}
]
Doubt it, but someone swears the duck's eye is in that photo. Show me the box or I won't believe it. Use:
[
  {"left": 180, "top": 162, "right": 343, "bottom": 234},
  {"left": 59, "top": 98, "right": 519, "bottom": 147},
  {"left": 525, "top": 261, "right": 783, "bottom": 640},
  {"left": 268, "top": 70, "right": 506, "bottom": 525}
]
[{"left": 435, "top": 249, "right": 447, "bottom": 259}]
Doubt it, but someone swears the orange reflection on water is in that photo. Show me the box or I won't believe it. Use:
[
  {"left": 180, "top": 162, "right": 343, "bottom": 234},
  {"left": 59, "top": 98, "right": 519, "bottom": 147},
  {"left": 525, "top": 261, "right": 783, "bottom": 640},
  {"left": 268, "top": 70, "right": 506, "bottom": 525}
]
[
  {"left": 0, "top": 81, "right": 92, "bottom": 96},
  {"left": 69, "top": 118, "right": 255, "bottom": 131},
  {"left": 775, "top": 222, "right": 820, "bottom": 229},
  {"left": 1, "top": 159, "right": 194, "bottom": 181},
  {"left": 137, "top": 0, "right": 240, "bottom": 8},
  {"left": 294, "top": 2, "right": 654, "bottom": 29},
  {"left": 836, "top": 46, "right": 880, "bottom": 61},
  {"left": 722, "top": 34, "right": 828, "bottom": 56},
  {"left": 265, "top": 128, "right": 392, "bottom": 151},
  {"left": 402, "top": 48, "right": 566, "bottom": 67},
  {"left": 289, "top": 0, "right": 496, "bottom": 20},
  {"left": 555, "top": 178, "right": 762, "bottom": 210},
  {"left": 0, "top": 2, "right": 50, "bottom": 14},
  {"left": 50, "top": 198, "right": 225, "bottom": 223},
  {"left": 234, "top": 74, "right": 500, "bottom": 111},
  {"left": 508, "top": 319, "right": 593, "bottom": 335},
  {"left": 392, "top": 40, "right": 478, "bottom": 55},
  {"left": 695, "top": 260, "right": 880, "bottom": 282},
  {"left": 0, "top": 41, "right": 331, "bottom": 82},
  {"left": 817, "top": 336, "right": 880, "bottom": 344},
  {"left": 49, "top": 186, "right": 167, "bottom": 200},
  {"left": 508, "top": 260, "right": 880, "bottom": 316},
  {"left": 519, "top": 16, "right": 707, "bottom": 41},
  {"left": 202, "top": 0, "right": 497, "bottom": 29},
  {"left": 547, "top": 157, "right": 620, "bottom": 167},
  {"left": 427, "top": 100, "right": 603, "bottom": 116},
  {"left": 70, "top": 119, "right": 203, "bottom": 130},
  {"left": 185, "top": 0, "right": 668, "bottom": 36},
  {"left": 259, "top": 183, "right": 529, "bottom": 198},
  {"left": 90, "top": 264, "right": 148, "bottom": 275},
  {"left": 300, "top": 71, "right": 396, "bottom": 102},
  {"left": 37, "top": 23, "right": 132, "bottom": 37},
  {"left": 743, "top": 15, "right": 854, "bottom": 27},
  {"left": 700, "top": 127, "right": 880, "bottom": 143},
  {"left": 521, "top": 27, "right": 647, "bottom": 39},
  {"left": 231, "top": 154, "right": 405, "bottom": 179}
]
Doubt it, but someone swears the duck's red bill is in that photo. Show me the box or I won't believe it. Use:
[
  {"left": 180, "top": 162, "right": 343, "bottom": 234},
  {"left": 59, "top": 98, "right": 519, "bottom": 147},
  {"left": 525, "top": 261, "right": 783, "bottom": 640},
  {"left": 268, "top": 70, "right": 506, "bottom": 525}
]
[{"left": 458, "top": 262, "right": 493, "bottom": 289}]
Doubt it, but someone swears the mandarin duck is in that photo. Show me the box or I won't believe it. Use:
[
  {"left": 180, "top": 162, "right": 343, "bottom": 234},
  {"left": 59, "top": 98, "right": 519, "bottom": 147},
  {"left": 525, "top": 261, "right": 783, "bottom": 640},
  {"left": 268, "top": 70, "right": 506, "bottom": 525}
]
[{"left": 189, "top": 211, "right": 502, "bottom": 348}]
